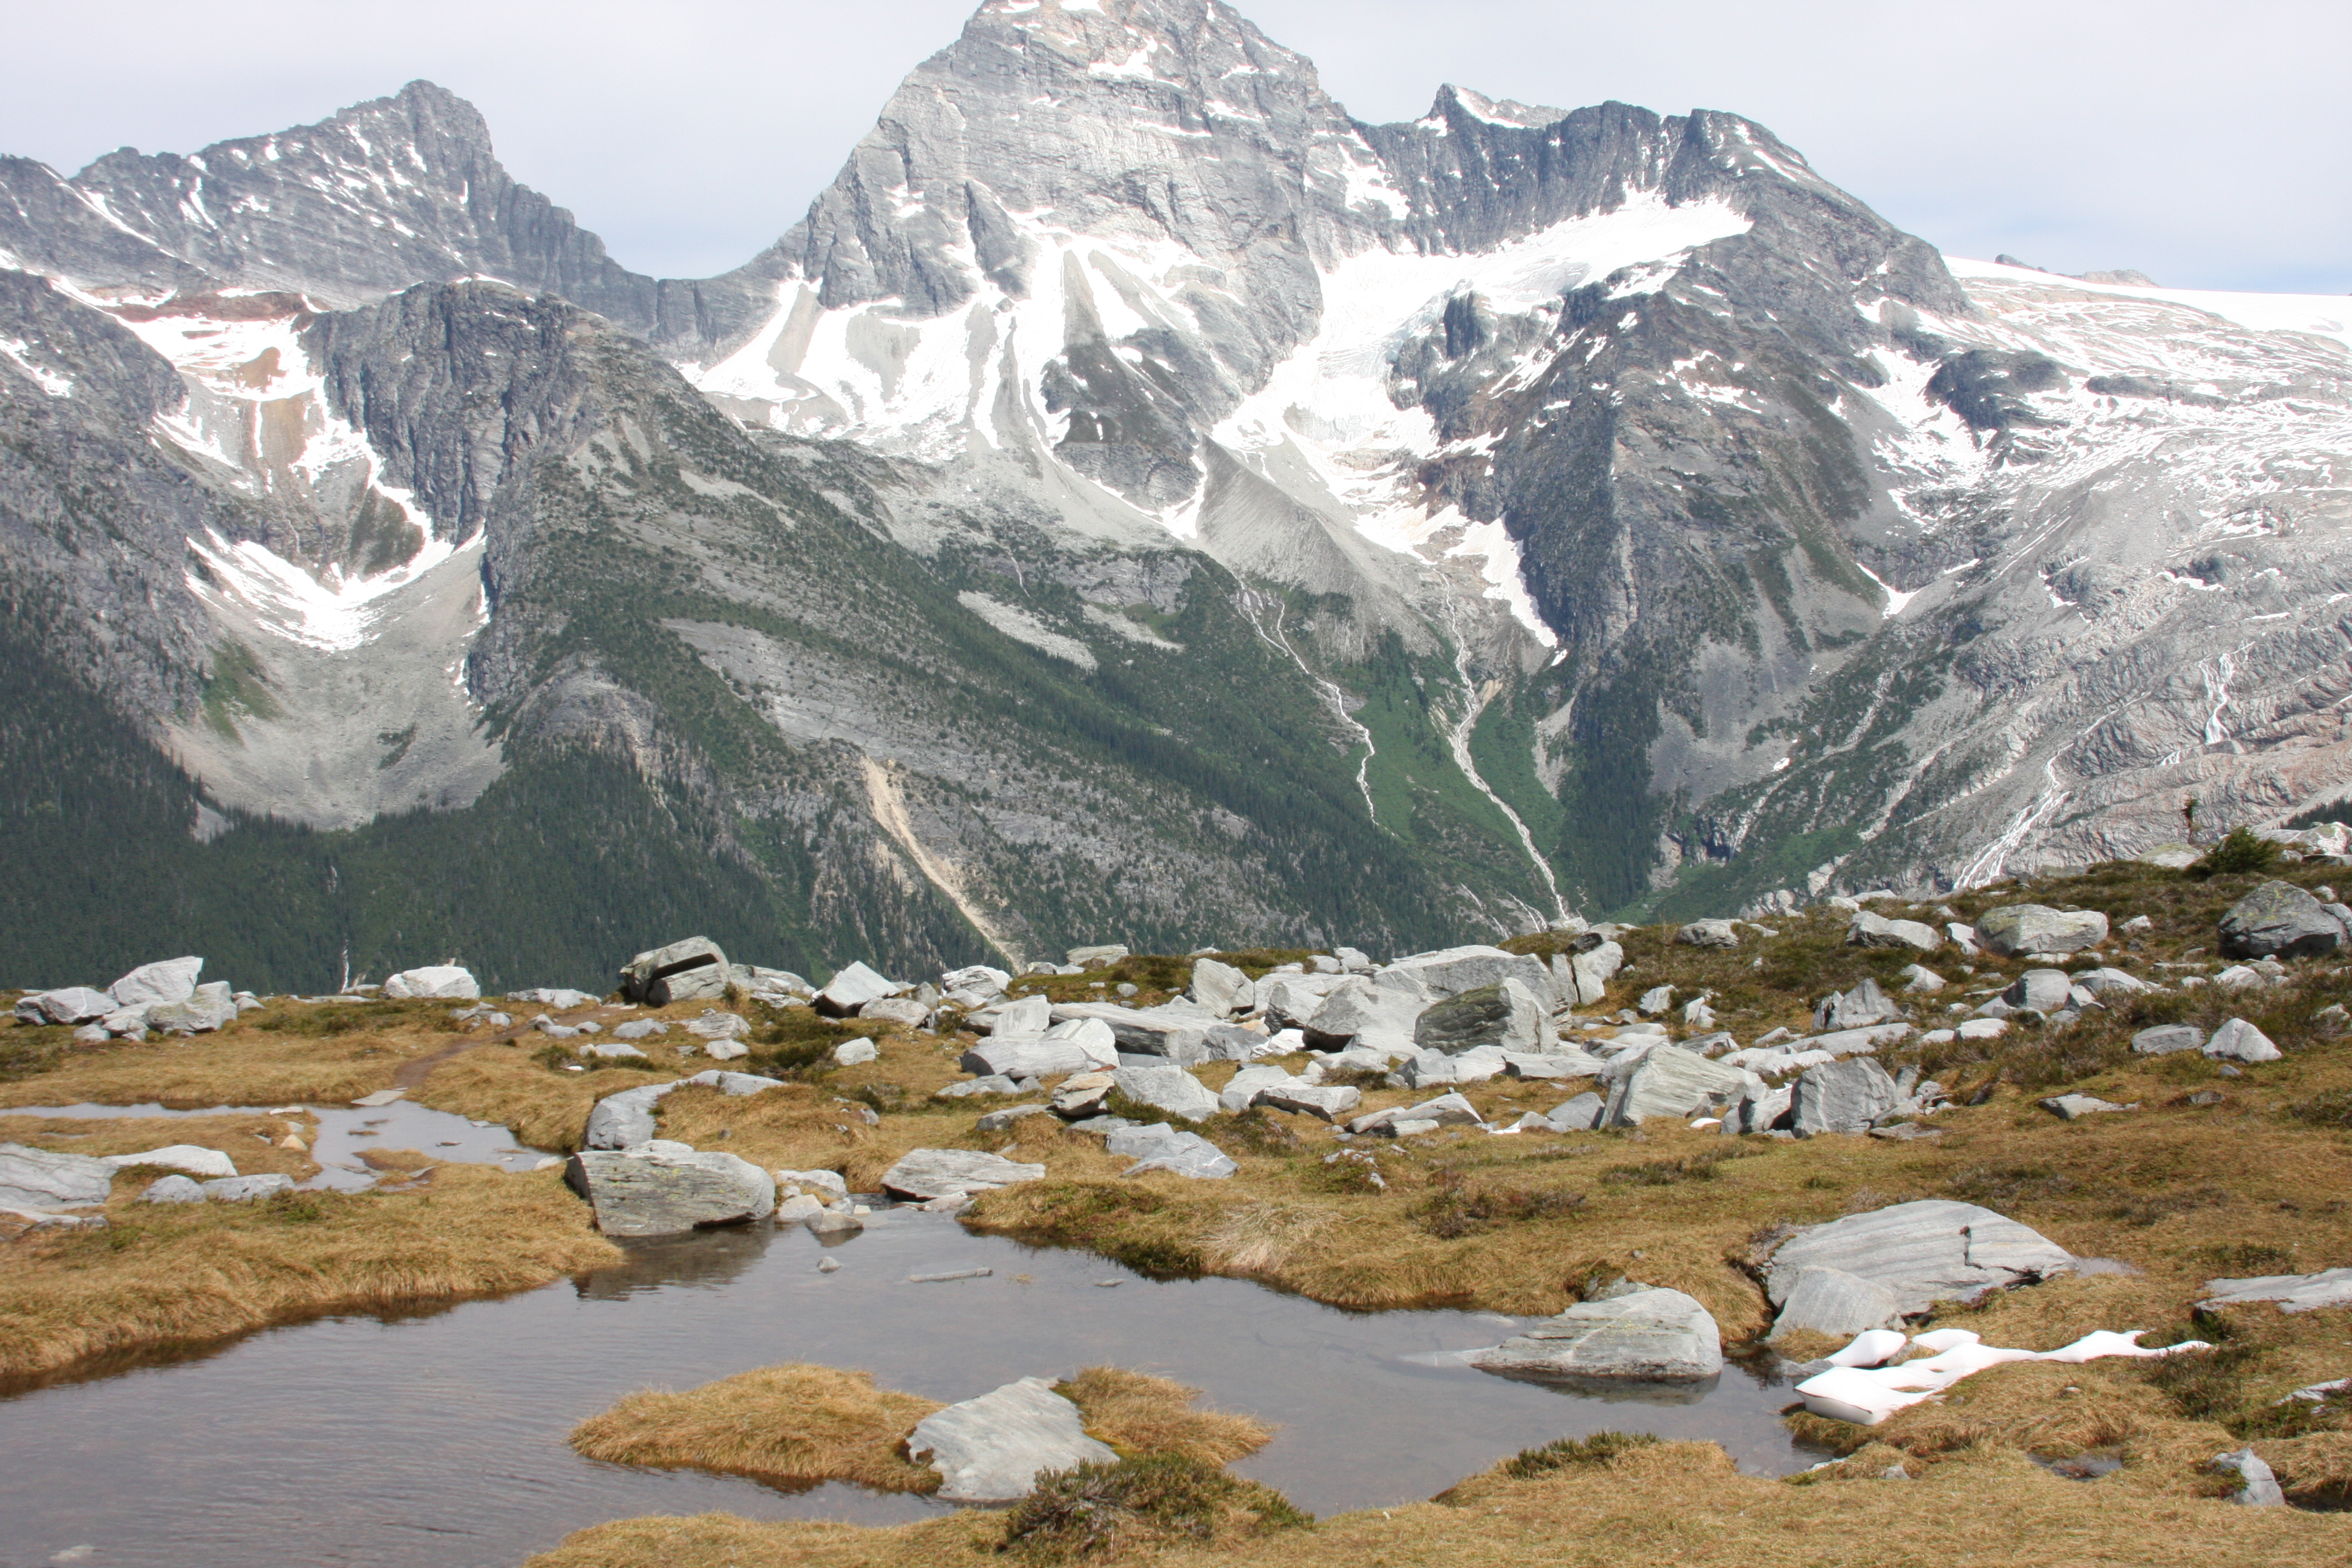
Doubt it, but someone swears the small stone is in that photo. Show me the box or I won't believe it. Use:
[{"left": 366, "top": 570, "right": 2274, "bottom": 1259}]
[
  {"left": 1900, "top": 965, "right": 1946, "bottom": 994},
  {"left": 1849, "top": 912, "right": 1942, "bottom": 953},
  {"left": 978, "top": 1104, "right": 1050, "bottom": 1132},
  {"left": 832, "top": 1039, "right": 880, "bottom": 1067},
  {"left": 2042, "top": 1094, "right": 2133, "bottom": 1120},
  {"left": 817, "top": 1256, "right": 842, "bottom": 1273}
]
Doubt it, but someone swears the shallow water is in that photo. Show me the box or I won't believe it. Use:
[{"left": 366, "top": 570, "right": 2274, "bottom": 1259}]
[
  {"left": 7, "top": 1100, "right": 550, "bottom": 1188},
  {"left": 2, "top": 1110, "right": 1818, "bottom": 1568}
]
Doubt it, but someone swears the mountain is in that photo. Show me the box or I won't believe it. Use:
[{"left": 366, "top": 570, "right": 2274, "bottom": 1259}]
[{"left": 1, "top": 0, "right": 2346, "bottom": 990}]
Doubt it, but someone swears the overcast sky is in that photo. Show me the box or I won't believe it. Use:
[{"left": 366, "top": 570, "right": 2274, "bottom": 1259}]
[{"left": 3, "top": 0, "right": 2342, "bottom": 293}]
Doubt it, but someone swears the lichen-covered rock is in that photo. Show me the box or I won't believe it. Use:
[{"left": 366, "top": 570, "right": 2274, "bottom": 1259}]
[
  {"left": 2218, "top": 880, "right": 2348, "bottom": 961},
  {"left": 1412, "top": 979, "right": 1550, "bottom": 1056}
]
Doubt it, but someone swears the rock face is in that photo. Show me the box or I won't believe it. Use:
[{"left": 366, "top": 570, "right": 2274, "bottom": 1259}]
[
  {"left": 2219, "top": 881, "right": 2348, "bottom": 960},
  {"left": 618, "top": 938, "right": 732, "bottom": 1006},
  {"left": 0, "top": 1143, "right": 115, "bottom": 1209},
  {"left": 1469, "top": 1285, "right": 1722, "bottom": 1381},
  {"left": 879, "top": 1149, "right": 1047, "bottom": 1201},
  {"left": 564, "top": 1149, "right": 776, "bottom": 1236},
  {"left": 1974, "top": 906, "right": 2109, "bottom": 958},
  {"left": 1769, "top": 1266, "right": 1907, "bottom": 1339},
  {"left": 906, "top": 1377, "right": 1116, "bottom": 1503},
  {"left": 1412, "top": 980, "right": 1550, "bottom": 1056},
  {"left": 1765, "top": 1200, "right": 2076, "bottom": 1316},
  {"left": 1789, "top": 1057, "right": 1900, "bottom": 1137}
]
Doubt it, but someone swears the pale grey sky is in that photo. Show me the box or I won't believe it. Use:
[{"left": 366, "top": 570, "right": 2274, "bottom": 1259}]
[{"left": 2, "top": 0, "right": 2342, "bottom": 293}]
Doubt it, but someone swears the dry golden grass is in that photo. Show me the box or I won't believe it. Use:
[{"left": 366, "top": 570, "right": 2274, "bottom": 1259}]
[
  {"left": 570, "top": 1364, "right": 947, "bottom": 1493},
  {"left": 0, "top": 1164, "right": 617, "bottom": 1382},
  {"left": 1058, "top": 1367, "right": 1273, "bottom": 1465},
  {"left": 0, "top": 1111, "right": 319, "bottom": 1180},
  {"left": 0, "top": 1007, "right": 413, "bottom": 1108},
  {"left": 524, "top": 1437, "right": 2352, "bottom": 1568}
]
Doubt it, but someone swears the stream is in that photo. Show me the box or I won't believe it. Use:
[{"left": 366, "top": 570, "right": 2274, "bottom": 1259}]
[{"left": 0, "top": 1102, "right": 1817, "bottom": 1568}]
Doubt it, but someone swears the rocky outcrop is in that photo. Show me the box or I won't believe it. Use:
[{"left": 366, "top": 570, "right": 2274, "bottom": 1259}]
[
  {"left": 564, "top": 1149, "right": 776, "bottom": 1236},
  {"left": 906, "top": 1377, "right": 1116, "bottom": 1503},
  {"left": 1469, "top": 1285, "right": 1722, "bottom": 1382},
  {"left": 1765, "top": 1200, "right": 2076, "bottom": 1316}
]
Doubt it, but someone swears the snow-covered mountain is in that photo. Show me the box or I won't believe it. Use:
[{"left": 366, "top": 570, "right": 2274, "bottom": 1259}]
[{"left": 0, "top": 0, "right": 2345, "bottom": 986}]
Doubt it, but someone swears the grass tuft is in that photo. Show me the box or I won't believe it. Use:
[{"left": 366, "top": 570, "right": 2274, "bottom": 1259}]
[{"left": 999, "top": 1454, "right": 1310, "bottom": 1563}]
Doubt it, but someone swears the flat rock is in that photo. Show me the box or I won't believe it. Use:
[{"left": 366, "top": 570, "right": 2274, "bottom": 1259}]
[
  {"left": 860, "top": 998, "right": 929, "bottom": 1028},
  {"left": 937, "top": 1074, "right": 1021, "bottom": 1099},
  {"left": 1348, "top": 1092, "right": 1485, "bottom": 1135},
  {"left": 564, "top": 1150, "right": 775, "bottom": 1236},
  {"left": 880, "top": 1149, "right": 1046, "bottom": 1201},
  {"left": 1502, "top": 1050, "right": 1608, "bottom": 1079},
  {"left": 1769, "top": 1266, "right": 1906, "bottom": 1340},
  {"left": 1217, "top": 1065, "right": 1293, "bottom": 1114},
  {"left": 1383, "top": 944, "right": 1555, "bottom": 1007},
  {"left": 200, "top": 1174, "right": 296, "bottom": 1201},
  {"left": 2220, "top": 880, "right": 2347, "bottom": 961},
  {"left": 613, "top": 1019, "right": 670, "bottom": 1040},
  {"left": 140, "top": 1174, "right": 206, "bottom": 1203},
  {"left": 2200, "top": 1267, "right": 2352, "bottom": 1314},
  {"left": 1975, "top": 904, "right": 2108, "bottom": 957},
  {"left": 618, "top": 936, "right": 731, "bottom": 1006},
  {"left": 961, "top": 1026, "right": 1119, "bottom": 1080},
  {"left": 106, "top": 956, "right": 203, "bottom": 1008},
  {"left": 100, "top": 1145, "right": 237, "bottom": 1178},
  {"left": 1047, "top": 1003, "right": 1210, "bottom": 1062},
  {"left": 833, "top": 1039, "right": 880, "bottom": 1066},
  {"left": 1815, "top": 977, "right": 1902, "bottom": 1031},
  {"left": 977, "top": 1104, "right": 1050, "bottom": 1132},
  {"left": 1300, "top": 976, "right": 1419, "bottom": 1052},
  {"left": 1791, "top": 1057, "right": 1900, "bottom": 1137},
  {"left": 15, "top": 987, "right": 123, "bottom": 1025},
  {"left": 1849, "top": 912, "right": 1942, "bottom": 953},
  {"left": 1765, "top": 1200, "right": 2076, "bottom": 1316},
  {"left": 1104, "top": 1121, "right": 1235, "bottom": 1178},
  {"left": 1602, "top": 1045, "right": 1748, "bottom": 1126},
  {"left": 2206, "top": 1018, "right": 2282, "bottom": 1062},
  {"left": 1544, "top": 1091, "right": 1606, "bottom": 1131},
  {"left": 1469, "top": 1285, "right": 1722, "bottom": 1381},
  {"left": 907, "top": 1376, "right": 1116, "bottom": 1502},
  {"left": 0, "top": 1143, "right": 113, "bottom": 1209},
  {"left": 382, "top": 965, "right": 479, "bottom": 999},
  {"left": 1255, "top": 1082, "right": 1361, "bottom": 1121},
  {"left": 1111, "top": 1063, "right": 1219, "bottom": 1122},
  {"left": 2042, "top": 1094, "right": 2134, "bottom": 1120}
]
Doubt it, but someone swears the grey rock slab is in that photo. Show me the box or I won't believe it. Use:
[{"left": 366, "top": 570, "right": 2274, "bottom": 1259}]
[
  {"left": 1300, "top": 976, "right": 1419, "bottom": 1051},
  {"left": 1769, "top": 1266, "right": 1906, "bottom": 1340},
  {"left": 0, "top": 1143, "right": 115, "bottom": 1209},
  {"left": 583, "top": 1042, "right": 648, "bottom": 1060},
  {"left": 1815, "top": 978, "right": 1902, "bottom": 1031},
  {"left": 937, "top": 1075, "right": 1021, "bottom": 1099},
  {"left": 1348, "top": 1092, "right": 1485, "bottom": 1135},
  {"left": 1502, "top": 1050, "right": 1608, "bottom": 1079},
  {"left": 612, "top": 1019, "right": 670, "bottom": 1040},
  {"left": 382, "top": 965, "right": 480, "bottom": 999},
  {"left": 1469, "top": 1285, "right": 1722, "bottom": 1382},
  {"left": 1051, "top": 1071, "right": 1115, "bottom": 1118},
  {"left": 833, "top": 1039, "right": 880, "bottom": 1066},
  {"left": 15, "top": 987, "right": 123, "bottom": 1025},
  {"left": 1383, "top": 945, "right": 1555, "bottom": 1007},
  {"left": 982, "top": 995, "right": 1054, "bottom": 1037},
  {"left": 960, "top": 1032, "right": 1117, "bottom": 1080},
  {"left": 879, "top": 1149, "right": 1046, "bottom": 1201},
  {"left": 1412, "top": 979, "right": 1550, "bottom": 1056},
  {"left": 1187, "top": 957, "right": 1253, "bottom": 1017},
  {"left": 859, "top": 998, "right": 929, "bottom": 1028},
  {"left": 2132, "top": 1024, "right": 2207, "bottom": 1056},
  {"left": 200, "top": 1174, "right": 296, "bottom": 1201},
  {"left": 1602, "top": 1045, "right": 1749, "bottom": 1126},
  {"left": 1545, "top": 1091, "right": 1606, "bottom": 1131},
  {"left": 1104, "top": 1122, "right": 1235, "bottom": 1179},
  {"left": 618, "top": 936, "right": 731, "bottom": 1007},
  {"left": 907, "top": 1376, "right": 1116, "bottom": 1503},
  {"left": 106, "top": 956, "right": 203, "bottom": 1008},
  {"left": 976, "top": 1104, "right": 1051, "bottom": 1133},
  {"left": 774, "top": 1168, "right": 848, "bottom": 1199},
  {"left": 2206, "top": 1018, "right": 2282, "bottom": 1062},
  {"left": 1849, "top": 912, "right": 1942, "bottom": 953},
  {"left": 1255, "top": 1082, "right": 1361, "bottom": 1121},
  {"left": 1067, "top": 944, "right": 1129, "bottom": 968},
  {"left": 806, "top": 1209, "right": 865, "bottom": 1238},
  {"left": 1110, "top": 1063, "right": 1219, "bottom": 1122},
  {"left": 1217, "top": 1065, "right": 1294, "bottom": 1114},
  {"left": 1791, "top": 1057, "right": 1900, "bottom": 1137},
  {"left": 149, "top": 982, "right": 237, "bottom": 1033},
  {"left": 2042, "top": 1094, "right": 2134, "bottom": 1120},
  {"left": 1047, "top": 1003, "right": 1210, "bottom": 1062},
  {"left": 2214, "top": 1446, "right": 2286, "bottom": 1506},
  {"left": 2200, "top": 1267, "right": 2352, "bottom": 1313},
  {"left": 1676, "top": 919, "right": 1740, "bottom": 949},
  {"left": 564, "top": 1150, "right": 775, "bottom": 1237},
  {"left": 2220, "top": 880, "right": 2347, "bottom": 961},
  {"left": 1564, "top": 941, "right": 1625, "bottom": 1007},
  {"left": 584, "top": 1084, "right": 673, "bottom": 1150},
  {"left": 682, "top": 1010, "right": 751, "bottom": 1041},
  {"left": 140, "top": 1174, "right": 206, "bottom": 1204},
  {"left": 2003, "top": 969, "right": 2076, "bottom": 1011},
  {"left": 1900, "top": 965, "right": 1947, "bottom": 994},
  {"left": 2073, "top": 967, "right": 2153, "bottom": 996},
  {"left": 1765, "top": 1200, "right": 2076, "bottom": 1315},
  {"left": 1974, "top": 904, "right": 2109, "bottom": 957}
]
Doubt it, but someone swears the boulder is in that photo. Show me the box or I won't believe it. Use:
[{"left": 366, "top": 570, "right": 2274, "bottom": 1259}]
[
  {"left": 1676, "top": 920, "right": 1740, "bottom": 949},
  {"left": 1901, "top": 965, "right": 1947, "bottom": 994},
  {"left": 2042, "top": 1094, "right": 2133, "bottom": 1120},
  {"left": 100, "top": 1145, "right": 237, "bottom": 1178},
  {"left": 564, "top": 1150, "right": 776, "bottom": 1236},
  {"left": 775, "top": 1168, "right": 849, "bottom": 1199},
  {"left": 942, "top": 964, "right": 1012, "bottom": 995},
  {"left": 1255, "top": 1082, "right": 1361, "bottom": 1122},
  {"left": 1469, "top": 1285, "right": 1722, "bottom": 1382},
  {"left": 382, "top": 965, "right": 480, "bottom": 1000},
  {"left": 1187, "top": 958, "right": 1253, "bottom": 1017},
  {"left": 2072, "top": 967, "right": 2152, "bottom": 997},
  {"left": 879, "top": 1149, "right": 1046, "bottom": 1201},
  {"left": 2200, "top": 1267, "right": 2352, "bottom": 1315},
  {"left": 2002, "top": 969, "right": 2075, "bottom": 1011},
  {"left": 1790, "top": 1057, "right": 1900, "bottom": 1137},
  {"left": 2205, "top": 1018, "right": 2282, "bottom": 1063},
  {"left": 814, "top": 961, "right": 907, "bottom": 1017},
  {"left": 1563, "top": 940, "right": 1624, "bottom": 1007},
  {"left": 582, "top": 1042, "right": 645, "bottom": 1061},
  {"left": 832, "top": 1039, "right": 879, "bottom": 1067},
  {"left": 200, "top": 1174, "right": 296, "bottom": 1202},
  {"left": 2215, "top": 1447, "right": 2286, "bottom": 1508},
  {"left": 1849, "top": 912, "right": 1942, "bottom": 953},
  {"left": 1201, "top": 1024, "right": 1268, "bottom": 1061},
  {"left": 1502, "top": 1050, "right": 1609, "bottom": 1080},
  {"left": 981, "top": 994, "right": 1054, "bottom": 1036},
  {"left": 0, "top": 1143, "right": 114, "bottom": 1209},
  {"left": 2132, "top": 1024, "right": 2206, "bottom": 1056},
  {"left": 514, "top": 987, "right": 600, "bottom": 1008},
  {"left": 613, "top": 1019, "right": 670, "bottom": 1040},
  {"left": 1217, "top": 1066, "right": 1292, "bottom": 1114},
  {"left": 1974, "top": 904, "right": 2109, "bottom": 957},
  {"left": 1602, "top": 1045, "right": 1749, "bottom": 1126},
  {"left": 978, "top": 1104, "right": 1050, "bottom": 1133},
  {"left": 1067, "top": 944, "right": 1130, "bottom": 968},
  {"left": 1110, "top": 1064, "right": 1218, "bottom": 1122},
  {"left": 140, "top": 1174, "right": 206, "bottom": 1204},
  {"left": 806, "top": 1209, "right": 864, "bottom": 1237},
  {"left": 1334, "top": 946, "right": 1374, "bottom": 972},
  {"left": 2219, "top": 880, "right": 2347, "bottom": 961},
  {"left": 1047, "top": 1003, "right": 1210, "bottom": 1062},
  {"left": 1544, "top": 1091, "right": 1606, "bottom": 1131},
  {"left": 1349, "top": 1092, "right": 1484, "bottom": 1135},
  {"left": 1765, "top": 1200, "right": 2076, "bottom": 1316},
  {"left": 937, "top": 1074, "right": 1020, "bottom": 1100},
  {"left": 1720, "top": 1081, "right": 1793, "bottom": 1136},
  {"left": 618, "top": 937, "right": 731, "bottom": 1006},
  {"left": 14, "top": 987, "right": 121, "bottom": 1026},
  {"left": 907, "top": 1376, "right": 1116, "bottom": 1503},
  {"left": 682, "top": 1010, "right": 751, "bottom": 1041},
  {"left": 1413, "top": 979, "right": 1551, "bottom": 1056},
  {"left": 1299, "top": 976, "right": 1419, "bottom": 1052},
  {"left": 1637, "top": 985, "right": 1675, "bottom": 1016},
  {"left": 961, "top": 1022, "right": 1119, "bottom": 1080},
  {"left": 1769, "top": 1267, "right": 1906, "bottom": 1341},
  {"left": 1255, "top": 975, "right": 1340, "bottom": 1031},
  {"left": 861, "top": 998, "right": 929, "bottom": 1028},
  {"left": 106, "top": 956, "right": 203, "bottom": 1008},
  {"left": 581, "top": 1070, "right": 783, "bottom": 1148},
  {"left": 1383, "top": 945, "right": 1554, "bottom": 1006},
  {"left": 1104, "top": 1122, "right": 1235, "bottom": 1178},
  {"left": 1815, "top": 978, "right": 1901, "bottom": 1031}
]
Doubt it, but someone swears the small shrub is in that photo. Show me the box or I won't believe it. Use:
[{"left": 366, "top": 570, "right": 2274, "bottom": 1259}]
[
  {"left": 999, "top": 1454, "right": 1309, "bottom": 1562},
  {"left": 1303, "top": 1149, "right": 1387, "bottom": 1195},
  {"left": 2189, "top": 828, "right": 2282, "bottom": 878},
  {"left": 1208, "top": 1110, "right": 1302, "bottom": 1157},
  {"left": 1601, "top": 1146, "right": 1751, "bottom": 1187},
  {"left": 2231, "top": 1387, "right": 2352, "bottom": 1442},
  {"left": 2192, "top": 1242, "right": 2297, "bottom": 1275},
  {"left": 2140, "top": 1339, "right": 2272, "bottom": 1422},
  {"left": 2288, "top": 1089, "right": 2352, "bottom": 1129},
  {"left": 267, "top": 1194, "right": 327, "bottom": 1224},
  {"left": 1948, "top": 1163, "right": 2077, "bottom": 1206},
  {"left": 1500, "top": 1429, "right": 1658, "bottom": 1479},
  {"left": 1411, "top": 1169, "right": 1584, "bottom": 1237}
]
